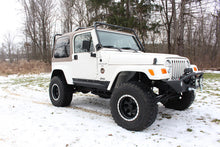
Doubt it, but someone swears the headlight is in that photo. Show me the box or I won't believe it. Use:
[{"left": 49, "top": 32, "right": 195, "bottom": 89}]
[{"left": 165, "top": 60, "right": 172, "bottom": 74}]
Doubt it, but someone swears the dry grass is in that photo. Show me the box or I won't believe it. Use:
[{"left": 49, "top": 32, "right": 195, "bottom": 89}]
[{"left": 0, "top": 60, "right": 51, "bottom": 75}]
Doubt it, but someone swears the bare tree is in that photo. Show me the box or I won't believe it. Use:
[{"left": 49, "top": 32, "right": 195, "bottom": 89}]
[
  {"left": 0, "top": 43, "right": 6, "bottom": 62},
  {"left": 21, "top": 0, "right": 54, "bottom": 63},
  {"left": 22, "top": 0, "right": 38, "bottom": 60},
  {"left": 210, "top": 10, "right": 220, "bottom": 67},
  {"left": 60, "top": 0, "right": 89, "bottom": 33},
  {"left": 36, "top": 0, "right": 54, "bottom": 62},
  {"left": 160, "top": 0, "right": 174, "bottom": 54},
  {"left": 4, "top": 33, "right": 15, "bottom": 63},
  {"left": 60, "top": 0, "right": 74, "bottom": 33},
  {"left": 177, "top": 0, "right": 186, "bottom": 56},
  {"left": 72, "top": 0, "right": 89, "bottom": 27},
  {"left": 171, "top": 0, "right": 178, "bottom": 54}
]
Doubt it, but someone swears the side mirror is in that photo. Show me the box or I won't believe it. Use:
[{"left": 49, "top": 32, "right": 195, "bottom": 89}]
[
  {"left": 96, "top": 43, "right": 102, "bottom": 50},
  {"left": 82, "top": 40, "right": 90, "bottom": 52}
]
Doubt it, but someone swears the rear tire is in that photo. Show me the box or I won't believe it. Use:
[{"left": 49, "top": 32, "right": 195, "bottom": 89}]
[
  {"left": 162, "top": 91, "right": 195, "bottom": 110},
  {"left": 110, "top": 82, "right": 158, "bottom": 131},
  {"left": 49, "top": 76, "right": 73, "bottom": 107}
]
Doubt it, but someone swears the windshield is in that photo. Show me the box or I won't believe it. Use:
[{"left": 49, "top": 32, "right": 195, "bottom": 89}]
[{"left": 97, "top": 31, "right": 141, "bottom": 51}]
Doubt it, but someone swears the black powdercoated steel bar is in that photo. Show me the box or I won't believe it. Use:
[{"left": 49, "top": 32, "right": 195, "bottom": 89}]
[
  {"left": 53, "top": 34, "right": 62, "bottom": 48},
  {"left": 74, "top": 27, "right": 86, "bottom": 32},
  {"left": 52, "top": 34, "right": 62, "bottom": 57},
  {"left": 54, "top": 22, "right": 145, "bottom": 51},
  {"left": 94, "top": 22, "right": 101, "bottom": 49}
]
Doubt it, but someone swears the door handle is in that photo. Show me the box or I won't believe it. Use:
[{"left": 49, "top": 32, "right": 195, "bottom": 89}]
[
  {"left": 91, "top": 52, "right": 96, "bottom": 57},
  {"left": 74, "top": 55, "right": 78, "bottom": 60}
]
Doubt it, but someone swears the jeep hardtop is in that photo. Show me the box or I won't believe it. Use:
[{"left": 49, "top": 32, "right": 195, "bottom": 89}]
[{"left": 49, "top": 22, "right": 203, "bottom": 131}]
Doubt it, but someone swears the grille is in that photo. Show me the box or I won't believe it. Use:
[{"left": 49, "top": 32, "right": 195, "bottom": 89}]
[{"left": 170, "top": 59, "right": 188, "bottom": 80}]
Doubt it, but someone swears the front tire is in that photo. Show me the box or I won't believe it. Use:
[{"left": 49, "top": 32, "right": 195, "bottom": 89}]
[
  {"left": 162, "top": 91, "right": 195, "bottom": 110},
  {"left": 49, "top": 76, "right": 73, "bottom": 107},
  {"left": 110, "top": 82, "right": 158, "bottom": 131}
]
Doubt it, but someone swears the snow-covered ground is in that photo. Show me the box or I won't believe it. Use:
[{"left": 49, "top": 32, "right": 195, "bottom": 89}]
[{"left": 0, "top": 73, "right": 219, "bottom": 147}]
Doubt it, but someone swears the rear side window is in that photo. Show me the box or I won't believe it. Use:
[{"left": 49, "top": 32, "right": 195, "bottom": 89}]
[{"left": 54, "top": 37, "right": 70, "bottom": 58}]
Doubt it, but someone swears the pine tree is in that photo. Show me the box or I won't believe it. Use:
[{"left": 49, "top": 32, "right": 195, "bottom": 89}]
[{"left": 86, "top": 0, "right": 162, "bottom": 47}]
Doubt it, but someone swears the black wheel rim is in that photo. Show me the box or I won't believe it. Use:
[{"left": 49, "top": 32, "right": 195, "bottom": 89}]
[
  {"left": 117, "top": 95, "right": 139, "bottom": 121},
  {"left": 51, "top": 84, "right": 60, "bottom": 101}
]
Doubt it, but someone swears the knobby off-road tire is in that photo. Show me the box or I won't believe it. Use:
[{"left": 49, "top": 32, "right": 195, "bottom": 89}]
[
  {"left": 49, "top": 76, "right": 73, "bottom": 107},
  {"left": 110, "top": 82, "right": 158, "bottom": 131},
  {"left": 162, "top": 91, "right": 195, "bottom": 110}
]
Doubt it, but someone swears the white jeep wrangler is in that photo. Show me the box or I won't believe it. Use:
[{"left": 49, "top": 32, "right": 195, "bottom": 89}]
[{"left": 49, "top": 22, "right": 203, "bottom": 131}]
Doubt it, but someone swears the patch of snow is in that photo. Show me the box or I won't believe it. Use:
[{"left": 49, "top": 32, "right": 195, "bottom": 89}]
[
  {"left": 0, "top": 74, "right": 219, "bottom": 147},
  {"left": 203, "top": 70, "right": 220, "bottom": 74}
]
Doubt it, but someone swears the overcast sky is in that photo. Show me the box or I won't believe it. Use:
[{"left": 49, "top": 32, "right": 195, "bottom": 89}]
[{"left": 0, "top": 0, "right": 23, "bottom": 44}]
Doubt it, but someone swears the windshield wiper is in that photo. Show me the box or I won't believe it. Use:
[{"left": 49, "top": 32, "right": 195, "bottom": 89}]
[
  {"left": 121, "top": 47, "right": 138, "bottom": 52},
  {"left": 103, "top": 45, "right": 122, "bottom": 52}
]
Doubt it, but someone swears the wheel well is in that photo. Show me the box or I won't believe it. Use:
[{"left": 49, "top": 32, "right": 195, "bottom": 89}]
[
  {"left": 51, "top": 70, "right": 67, "bottom": 83},
  {"left": 110, "top": 72, "right": 151, "bottom": 91}
]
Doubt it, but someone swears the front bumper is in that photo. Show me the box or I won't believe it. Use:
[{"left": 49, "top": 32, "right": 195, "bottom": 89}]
[{"left": 163, "top": 72, "right": 204, "bottom": 93}]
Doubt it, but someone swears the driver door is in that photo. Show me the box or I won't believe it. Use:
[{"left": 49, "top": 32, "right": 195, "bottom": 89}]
[{"left": 72, "top": 32, "right": 97, "bottom": 80}]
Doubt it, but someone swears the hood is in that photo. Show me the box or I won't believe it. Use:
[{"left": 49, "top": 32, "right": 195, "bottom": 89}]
[{"left": 99, "top": 49, "right": 187, "bottom": 65}]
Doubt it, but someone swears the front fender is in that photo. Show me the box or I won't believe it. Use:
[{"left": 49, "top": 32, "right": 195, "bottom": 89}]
[{"left": 106, "top": 65, "right": 170, "bottom": 90}]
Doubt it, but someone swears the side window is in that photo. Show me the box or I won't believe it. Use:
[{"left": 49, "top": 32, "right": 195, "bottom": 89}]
[
  {"left": 54, "top": 37, "right": 70, "bottom": 58},
  {"left": 74, "top": 32, "right": 94, "bottom": 53}
]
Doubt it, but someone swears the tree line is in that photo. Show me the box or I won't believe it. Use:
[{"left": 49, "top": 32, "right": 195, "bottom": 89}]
[{"left": 0, "top": 0, "right": 219, "bottom": 68}]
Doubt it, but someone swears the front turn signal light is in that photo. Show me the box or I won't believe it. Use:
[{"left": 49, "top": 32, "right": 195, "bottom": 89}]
[
  {"left": 161, "top": 68, "right": 167, "bottom": 74},
  {"left": 193, "top": 67, "right": 198, "bottom": 71},
  {"left": 148, "top": 69, "right": 155, "bottom": 76}
]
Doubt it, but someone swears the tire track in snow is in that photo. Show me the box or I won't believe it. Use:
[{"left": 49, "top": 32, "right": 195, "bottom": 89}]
[{"left": 2, "top": 88, "right": 111, "bottom": 117}]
